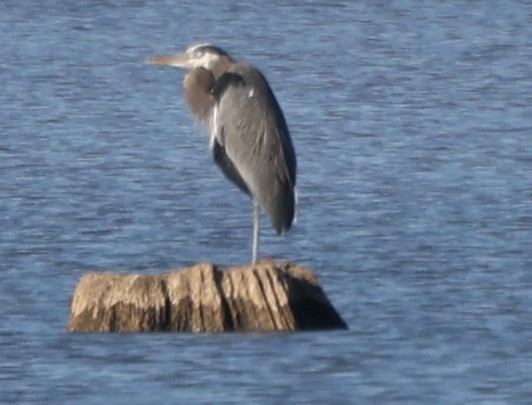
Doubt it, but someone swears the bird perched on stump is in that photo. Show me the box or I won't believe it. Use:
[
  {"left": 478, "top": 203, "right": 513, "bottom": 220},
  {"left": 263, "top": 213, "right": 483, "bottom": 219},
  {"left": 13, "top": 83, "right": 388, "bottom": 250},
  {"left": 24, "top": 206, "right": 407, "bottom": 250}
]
[{"left": 148, "top": 43, "right": 297, "bottom": 264}]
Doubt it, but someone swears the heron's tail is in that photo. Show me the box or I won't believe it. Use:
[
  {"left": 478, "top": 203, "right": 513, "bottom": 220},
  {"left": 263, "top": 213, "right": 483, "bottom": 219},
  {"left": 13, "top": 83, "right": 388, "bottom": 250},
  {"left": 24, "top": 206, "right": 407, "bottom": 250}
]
[{"left": 266, "top": 182, "right": 296, "bottom": 235}]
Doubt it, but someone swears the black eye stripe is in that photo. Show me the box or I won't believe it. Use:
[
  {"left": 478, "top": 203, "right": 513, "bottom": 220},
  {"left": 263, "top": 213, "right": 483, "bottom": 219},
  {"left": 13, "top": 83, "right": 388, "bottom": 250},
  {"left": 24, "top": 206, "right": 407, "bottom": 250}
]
[{"left": 190, "top": 45, "right": 228, "bottom": 58}]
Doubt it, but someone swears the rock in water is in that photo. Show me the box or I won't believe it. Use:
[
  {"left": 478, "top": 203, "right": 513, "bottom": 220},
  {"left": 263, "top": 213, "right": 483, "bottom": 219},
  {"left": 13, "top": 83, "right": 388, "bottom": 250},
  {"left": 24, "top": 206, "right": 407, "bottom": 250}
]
[{"left": 68, "top": 260, "right": 347, "bottom": 332}]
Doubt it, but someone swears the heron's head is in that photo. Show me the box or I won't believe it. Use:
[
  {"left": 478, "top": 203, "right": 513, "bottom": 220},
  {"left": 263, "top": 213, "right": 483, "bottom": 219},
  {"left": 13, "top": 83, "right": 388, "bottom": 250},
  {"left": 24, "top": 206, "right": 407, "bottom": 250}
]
[{"left": 148, "top": 43, "right": 233, "bottom": 74}]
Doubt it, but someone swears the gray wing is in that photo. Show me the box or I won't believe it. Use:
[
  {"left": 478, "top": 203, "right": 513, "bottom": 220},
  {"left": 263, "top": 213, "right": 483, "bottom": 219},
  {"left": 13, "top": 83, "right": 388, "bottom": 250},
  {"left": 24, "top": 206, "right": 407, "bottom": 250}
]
[
  {"left": 211, "top": 62, "right": 296, "bottom": 234},
  {"left": 211, "top": 137, "right": 251, "bottom": 196}
]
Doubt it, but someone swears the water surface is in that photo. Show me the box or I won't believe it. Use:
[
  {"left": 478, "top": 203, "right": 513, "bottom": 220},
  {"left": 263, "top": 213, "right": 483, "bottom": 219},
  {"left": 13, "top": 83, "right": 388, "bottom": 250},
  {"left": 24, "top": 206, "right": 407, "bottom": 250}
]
[{"left": 1, "top": 1, "right": 531, "bottom": 403}]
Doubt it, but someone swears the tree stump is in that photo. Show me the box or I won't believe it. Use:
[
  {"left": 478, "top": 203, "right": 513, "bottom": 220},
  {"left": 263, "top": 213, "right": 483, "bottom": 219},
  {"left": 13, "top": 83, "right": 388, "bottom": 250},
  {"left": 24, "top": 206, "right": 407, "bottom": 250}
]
[{"left": 68, "top": 260, "right": 347, "bottom": 332}]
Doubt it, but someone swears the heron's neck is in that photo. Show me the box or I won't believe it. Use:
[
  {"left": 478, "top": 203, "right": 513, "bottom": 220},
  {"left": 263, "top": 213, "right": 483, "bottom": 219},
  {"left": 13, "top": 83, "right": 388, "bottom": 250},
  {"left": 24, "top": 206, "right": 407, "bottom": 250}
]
[{"left": 211, "top": 56, "right": 234, "bottom": 80}]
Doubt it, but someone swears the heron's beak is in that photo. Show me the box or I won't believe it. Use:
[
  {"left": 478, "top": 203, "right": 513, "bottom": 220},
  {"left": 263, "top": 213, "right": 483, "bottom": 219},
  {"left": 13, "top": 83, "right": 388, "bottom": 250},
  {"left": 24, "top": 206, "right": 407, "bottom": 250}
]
[{"left": 146, "top": 53, "right": 189, "bottom": 68}]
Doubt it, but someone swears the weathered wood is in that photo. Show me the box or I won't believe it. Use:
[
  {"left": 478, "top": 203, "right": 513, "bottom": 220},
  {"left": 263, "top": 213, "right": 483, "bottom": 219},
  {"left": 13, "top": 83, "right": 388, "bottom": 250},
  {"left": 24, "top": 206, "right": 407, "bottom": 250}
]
[{"left": 68, "top": 260, "right": 347, "bottom": 333}]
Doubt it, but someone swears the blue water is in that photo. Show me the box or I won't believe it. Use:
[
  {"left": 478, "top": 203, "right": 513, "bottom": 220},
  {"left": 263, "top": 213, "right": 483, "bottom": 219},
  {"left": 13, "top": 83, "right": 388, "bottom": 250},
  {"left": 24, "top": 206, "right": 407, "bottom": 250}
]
[{"left": 1, "top": 1, "right": 531, "bottom": 403}]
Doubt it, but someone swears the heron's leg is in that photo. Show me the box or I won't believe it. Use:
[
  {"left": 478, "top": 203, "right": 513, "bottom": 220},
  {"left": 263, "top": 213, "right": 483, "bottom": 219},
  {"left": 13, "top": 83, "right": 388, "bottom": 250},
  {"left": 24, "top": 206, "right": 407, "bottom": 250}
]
[{"left": 252, "top": 201, "right": 260, "bottom": 264}]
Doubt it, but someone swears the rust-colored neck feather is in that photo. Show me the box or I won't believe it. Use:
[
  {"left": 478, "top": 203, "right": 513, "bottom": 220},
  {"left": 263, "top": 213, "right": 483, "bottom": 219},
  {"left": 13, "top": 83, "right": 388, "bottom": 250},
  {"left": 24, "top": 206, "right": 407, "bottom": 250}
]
[{"left": 184, "top": 67, "right": 216, "bottom": 122}]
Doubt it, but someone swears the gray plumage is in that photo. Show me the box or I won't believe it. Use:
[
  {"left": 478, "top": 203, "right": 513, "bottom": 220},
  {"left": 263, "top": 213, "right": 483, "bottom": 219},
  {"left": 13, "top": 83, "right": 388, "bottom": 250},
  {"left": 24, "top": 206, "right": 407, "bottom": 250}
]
[{"left": 213, "top": 62, "right": 296, "bottom": 233}]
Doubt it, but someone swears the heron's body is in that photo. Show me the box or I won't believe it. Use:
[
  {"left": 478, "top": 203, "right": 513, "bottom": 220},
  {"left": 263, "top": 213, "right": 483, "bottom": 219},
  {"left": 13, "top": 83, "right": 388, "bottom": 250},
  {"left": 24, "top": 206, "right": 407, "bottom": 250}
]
[
  {"left": 149, "top": 44, "right": 296, "bottom": 263},
  {"left": 213, "top": 62, "right": 296, "bottom": 234}
]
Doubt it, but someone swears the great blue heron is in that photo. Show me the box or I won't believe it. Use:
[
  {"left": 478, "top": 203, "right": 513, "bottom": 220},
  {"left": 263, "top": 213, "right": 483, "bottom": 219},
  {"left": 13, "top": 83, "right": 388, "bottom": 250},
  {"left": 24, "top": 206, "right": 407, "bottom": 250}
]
[{"left": 148, "top": 43, "right": 297, "bottom": 264}]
